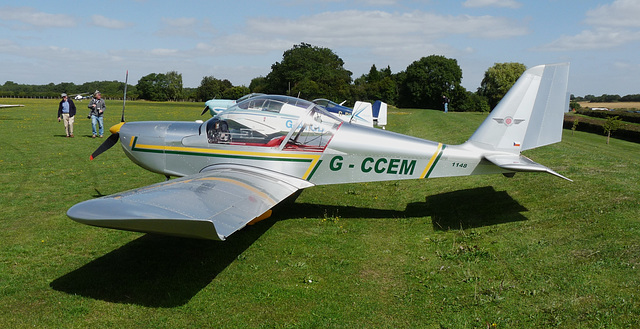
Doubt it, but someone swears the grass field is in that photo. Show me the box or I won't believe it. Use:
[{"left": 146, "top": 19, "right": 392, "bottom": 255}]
[{"left": 1, "top": 98, "right": 639, "bottom": 328}]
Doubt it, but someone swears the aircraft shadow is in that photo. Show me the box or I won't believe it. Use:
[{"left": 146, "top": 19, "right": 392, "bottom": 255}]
[
  {"left": 50, "top": 186, "right": 526, "bottom": 307},
  {"left": 422, "top": 186, "right": 529, "bottom": 230},
  {"left": 290, "top": 186, "right": 529, "bottom": 231},
  {"left": 50, "top": 218, "right": 277, "bottom": 308}
]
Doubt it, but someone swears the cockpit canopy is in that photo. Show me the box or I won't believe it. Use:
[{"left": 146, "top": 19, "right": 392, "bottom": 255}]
[
  {"left": 205, "top": 95, "right": 342, "bottom": 151},
  {"left": 312, "top": 98, "right": 353, "bottom": 115}
]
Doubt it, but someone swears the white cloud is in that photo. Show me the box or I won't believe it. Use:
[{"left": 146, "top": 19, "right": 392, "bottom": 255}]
[
  {"left": 155, "top": 17, "right": 214, "bottom": 38},
  {"left": 289, "top": 0, "right": 399, "bottom": 5},
  {"left": 90, "top": 15, "right": 132, "bottom": 29},
  {"left": 462, "top": 0, "right": 522, "bottom": 9},
  {"left": 0, "top": 6, "right": 76, "bottom": 28},
  {"left": 539, "top": 0, "right": 640, "bottom": 51},
  {"left": 241, "top": 10, "right": 527, "bottom": 47},
  {"left": 586, "top": 0, "right": 640, "bottom": 28},
  {"left": 149, "top": 48, "right": 181, "bottom": 56},
  {"left": 196, "top": 34, "right": 293, "bottom": 55},
  {"left": 613, "top": 61, "right": 640, "bottom": 71},
  {"left": 538, "top": 27, "right": 640, "bottom": 51}
]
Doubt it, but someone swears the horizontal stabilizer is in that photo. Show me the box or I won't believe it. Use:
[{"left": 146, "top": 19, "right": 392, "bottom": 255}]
[
  {"left": 484, "top": 154, "right": 572, "bottom": 181},
  {"left": 67, "top": 164, "right": 314, "bottom": 240}
]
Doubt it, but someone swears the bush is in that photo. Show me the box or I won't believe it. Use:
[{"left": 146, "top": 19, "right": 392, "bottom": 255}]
[
  {"left": 453, "top": 92, "right": 490, "bottom": 112},
  {"left": 564, "top": 113, "right": 640, "bottom": 143},
  {"left": 575, "top": 108, "right": 640, "bottom": 124}
]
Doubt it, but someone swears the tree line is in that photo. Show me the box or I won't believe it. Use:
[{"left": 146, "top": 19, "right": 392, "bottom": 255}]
[
  {"left": 3, "top": 42, "right": 634, "bottom": 111},
  {"left": 572, "top": 94, "right": 640, "bottom": 103}
]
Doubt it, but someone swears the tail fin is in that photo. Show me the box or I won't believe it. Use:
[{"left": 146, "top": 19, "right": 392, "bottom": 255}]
[
  {"left": 467, "top": 63, "right": 570, "bottom": 153},
  {"left": 350, "top": 101, "right": 374, "bottom": 127},
  {"left": 372, "top": 100, "right": 388, "bottom": 128}
]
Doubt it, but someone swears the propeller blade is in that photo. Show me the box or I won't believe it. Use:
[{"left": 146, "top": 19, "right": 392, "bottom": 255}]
[
  {"left": 90, "top": 133, "right": 119, "bottom": 160},
  {"left": 91, "top": 71, "right": 129, "bottom": 161},
  {"left": 200, "top": 106, "right": 210, "bottom": 116}
]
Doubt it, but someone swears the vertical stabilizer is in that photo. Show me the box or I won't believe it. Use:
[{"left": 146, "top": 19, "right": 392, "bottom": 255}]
[
  {"left": 373, "top": 100, "right": 388, "bottom": 127},
  {"left": 467, "top": 63, "right": 570, "bottom": 153},
  {"left": 351, "top": 101, "right": 374, "bottom": 127}
]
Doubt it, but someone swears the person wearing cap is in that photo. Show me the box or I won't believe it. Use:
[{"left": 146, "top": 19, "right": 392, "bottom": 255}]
[
  {"left": 57, "top": 93, "right": 77, "bottom": 137},
  {"left": 88, "top": 91, "right": 106, "bottom": 138}
]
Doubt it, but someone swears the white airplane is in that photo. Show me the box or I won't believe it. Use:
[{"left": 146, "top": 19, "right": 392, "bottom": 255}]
[
  {"left": 202, "top": 93, "right": 265, "bottom": 116},
  {"left": 68, "top": 63, "right": 571, "bottom": 241},
  {"left": 0, "top": 104, "right": 24, "bottom": 108},
  {"left": 205, "top": 94, "right": 381, "bottom": 133}
]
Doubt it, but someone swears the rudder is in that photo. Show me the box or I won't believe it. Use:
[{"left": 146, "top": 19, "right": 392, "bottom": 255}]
[{"left": 467, "top": 63, "right": 570, "bottom": 153}]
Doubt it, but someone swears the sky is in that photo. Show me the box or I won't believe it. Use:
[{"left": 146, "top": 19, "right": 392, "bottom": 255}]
[{"left": 1, "top": 0, "right": 639, "bottom": 97}]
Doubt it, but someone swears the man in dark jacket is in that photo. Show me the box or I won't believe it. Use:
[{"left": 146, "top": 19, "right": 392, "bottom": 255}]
[{"left": 57, "top": 93, "right": 77, "bottom": 137}]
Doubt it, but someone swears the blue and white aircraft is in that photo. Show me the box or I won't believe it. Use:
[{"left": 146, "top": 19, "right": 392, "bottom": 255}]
[{"left": 313, "top": 98, "right": 387, "bottom": 128}]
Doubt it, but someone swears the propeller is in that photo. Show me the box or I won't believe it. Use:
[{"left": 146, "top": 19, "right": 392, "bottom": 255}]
[
  {"left": 90, "top": 123, "right": 124, "bottom": 160},
  {"left": 90, "top": 71, "right": 128, "bottom": 160},
  {"left": 201, "top": 96, "right": 214, "bottom": 116}
]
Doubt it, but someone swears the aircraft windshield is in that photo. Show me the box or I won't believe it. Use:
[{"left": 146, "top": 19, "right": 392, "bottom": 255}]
[
  {"left": 206, "top": 95, "right": 342, "bottom": 151},
  {"left": 312, "top": 98, "right": 352, "bottom": 114}
]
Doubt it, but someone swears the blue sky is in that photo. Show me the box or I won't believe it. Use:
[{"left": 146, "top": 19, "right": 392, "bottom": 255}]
[{"left": 1, "top": 0, "right": 639, "bottom": 96}]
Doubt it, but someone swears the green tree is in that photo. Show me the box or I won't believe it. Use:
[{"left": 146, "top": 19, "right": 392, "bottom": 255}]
[
  {"left": 603, "top": 116, "right": 623, "bottom": 144},
  {"left": 137, "top": 73, "right": 169, "bottom": 101},
  {"left": 196, "top": 76, "right": 233, "bottom": 102},
  {"left": 249, "top": 76, "right": 268, "bottom": 94},
  {"left": 264, "top": 43, "right": 352, "bottom": 100},
  {"left": 353, "top": 65, "right": 398, "bottom": 105},
  {"left": 397, "top": 55, "right": 462, "bottom": 109},
  {"left": 452, "top": 87, "right": 490, "bottom": 112},
  {"left": 222, "top": 86, "right": 250, "bottom": 100},
  {"left": 136, "top": 71, "right": 183, "bottom": 101},
  {"left": 478, "top": 62, "right": 526, "bottom": 109},
  {"left": 165, "top": 71, "right": 184, "bottom": 101}
]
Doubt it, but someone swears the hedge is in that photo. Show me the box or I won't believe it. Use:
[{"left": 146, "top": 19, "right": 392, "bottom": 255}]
[
  {"left": 564, "top": 113, "right": 640, "bottom": 143},
  {"left": 576, "top": 108, "right": 640, "bottom": 124}
]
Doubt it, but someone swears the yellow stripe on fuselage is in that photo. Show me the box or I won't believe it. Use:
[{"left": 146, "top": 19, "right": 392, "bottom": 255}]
[
  {"left": 130, "top": 137, "right": 321, "bottom": 180},
  {"left": 420, "top": 143, "right": 443, "bottom": 179}
]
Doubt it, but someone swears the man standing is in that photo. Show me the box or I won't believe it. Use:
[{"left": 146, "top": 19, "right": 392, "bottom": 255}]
[
  {"left": 88, "top": 91, "right": 106, "bottom": 138},
  {"left": 57, "top": 93, "right": 76, "bottom": 137},
  {"left": 442, "top": 95, "right": 449, "bottom": 113}
]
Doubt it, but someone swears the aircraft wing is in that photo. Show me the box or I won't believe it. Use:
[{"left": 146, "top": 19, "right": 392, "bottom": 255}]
[
  {"left": 484, "top": 154, "right": 572, "bottom": 181},
  {"left": 67, "top": 164, "right": 314, "bottom": 240},
  {"left": 0, "top": 104, "right": 24, "bottom": 108}
]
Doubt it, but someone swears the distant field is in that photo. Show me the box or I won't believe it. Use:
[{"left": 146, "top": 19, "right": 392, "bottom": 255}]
[
  {"left": 579, "top": 101, "right": 640, "bottom": 109},
  {"left": 1, "top": 98, "right": 639, "bottom": 327}
]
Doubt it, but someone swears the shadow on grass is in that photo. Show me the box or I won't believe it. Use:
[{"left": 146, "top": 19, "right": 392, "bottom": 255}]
[
  {"left": 50, "top": 186, "right": 526, "bottom": 307},
  {"left": 286, "top": 186, "right": 529, "bottom": 231},
  {"left": 423, "top": 186, "right": 529, "bottom": 231},
  {"left": 50, "top": 218, "right": 277, "bottom": 308}
]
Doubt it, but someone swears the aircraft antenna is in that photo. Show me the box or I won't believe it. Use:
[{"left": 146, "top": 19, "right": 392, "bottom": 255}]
[{"left": 121, "top": 70, "right": 128, "bottom": 123}]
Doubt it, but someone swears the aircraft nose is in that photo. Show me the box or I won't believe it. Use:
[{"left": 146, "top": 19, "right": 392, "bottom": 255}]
[
  {"left": 118, "top": 122, "right": 170, "bottom": 140},
  {"left": 109, "top": 122, "right": 125, "bottom": 134}
]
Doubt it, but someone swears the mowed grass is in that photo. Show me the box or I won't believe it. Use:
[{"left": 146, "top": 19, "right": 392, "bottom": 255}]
[
  {"left": 578, "top": 101, "right": 640, "bottom": 110},
  {"left": 1, "top": 98, "right": 639, "bottom": 328}
]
